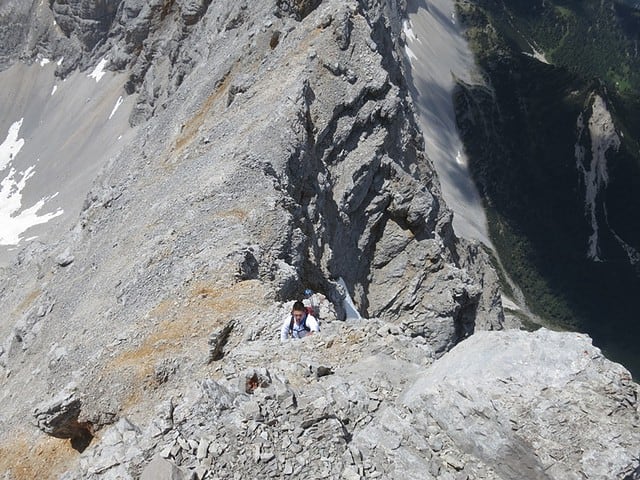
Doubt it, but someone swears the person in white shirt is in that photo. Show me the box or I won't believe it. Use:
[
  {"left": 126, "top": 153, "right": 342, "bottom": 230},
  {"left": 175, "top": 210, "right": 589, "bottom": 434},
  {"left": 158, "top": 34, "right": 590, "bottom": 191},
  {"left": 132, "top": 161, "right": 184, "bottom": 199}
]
[{"left": 280, "top": 301, "right": 320, "bottom": 341}]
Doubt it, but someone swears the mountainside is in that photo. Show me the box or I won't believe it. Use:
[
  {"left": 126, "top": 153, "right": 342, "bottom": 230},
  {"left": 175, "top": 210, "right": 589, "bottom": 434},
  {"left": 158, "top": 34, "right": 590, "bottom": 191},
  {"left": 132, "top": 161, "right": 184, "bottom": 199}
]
[
  {"left": 0, "top": 0, "right": 638, "bottom": 479},
  {"left": 454, "top": 0, "right": 640, "bottom": 375}
]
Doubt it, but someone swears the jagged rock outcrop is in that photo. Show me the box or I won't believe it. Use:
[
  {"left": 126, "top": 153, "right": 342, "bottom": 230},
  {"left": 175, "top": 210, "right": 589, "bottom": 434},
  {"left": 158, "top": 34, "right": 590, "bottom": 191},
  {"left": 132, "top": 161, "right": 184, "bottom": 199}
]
[
  {"left": 49, "top": 320, "right": 639, "bottom": 480},
  {"left": 276, "top": 0, "right": 323, "bottom": 20},
  {"left": 49, "top": 0, "right": 120, "bottom": 51},
  {"left": 0, "top": 0, "right": 637, "bottom": 478},
  {"left": 33, "top": 383, "right": 93, "bottom": 451},
  {"left": 402, "top": 329, "right": 640, "bottom": 480}
]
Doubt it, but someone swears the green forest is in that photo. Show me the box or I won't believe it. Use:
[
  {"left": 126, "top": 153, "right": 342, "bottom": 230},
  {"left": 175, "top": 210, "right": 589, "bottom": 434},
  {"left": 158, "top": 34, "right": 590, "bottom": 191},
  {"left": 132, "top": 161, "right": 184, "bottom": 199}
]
[{"left": 455, "top": 0, "right": 640, "bottom": 376}]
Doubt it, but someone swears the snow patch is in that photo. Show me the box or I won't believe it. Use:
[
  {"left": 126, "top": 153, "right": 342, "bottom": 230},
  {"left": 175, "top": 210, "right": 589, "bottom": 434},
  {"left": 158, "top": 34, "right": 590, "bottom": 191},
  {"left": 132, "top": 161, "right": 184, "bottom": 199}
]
[
  {"left": 404, "top": 45, "right": 418, "bottom": 62},
  {"left": 501, "top": 296, "right": 521, "bottom": 311},
  {"left": 0, "top": 119, "right": 25, "bottom": 171},
  {"left": 0, "top": 166, "right": 63, "bottom": 245},
  {"left": 0, "top": 122, "right": 64, "bottom": 245},
  {"left": 88, "top": 58, "right": 108, "bottom": 82},
  {"left": 523, "top": 42, "right": 550, "bottom": 64},
  {"left": 613, "top": 231, "right": 640, "bottom": 267},
  {"left": 51, "top": 85, "right": 58, "bottom": 96},
  {"left": 39, "top": 58, "right": 50, "bottom": 67},
  {"left": 337, "top": 277, "right": 362, "bottom": 320},
  {"left": 575, "top": 95, "right": 620, "bottom": 261},
  {"left": 57, "top": 57, "right": 64, "bottom": 66},
  {"left": 109, "top": 96, "right": 124, "bottom": 120},
  {"left": 403, "top": 20, "right": 420, "bottom": 43}
]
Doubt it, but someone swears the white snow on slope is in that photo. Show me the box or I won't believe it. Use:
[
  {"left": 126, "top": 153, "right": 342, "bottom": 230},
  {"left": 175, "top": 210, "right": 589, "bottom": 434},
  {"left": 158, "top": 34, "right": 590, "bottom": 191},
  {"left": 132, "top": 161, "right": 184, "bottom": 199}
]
[
  {"left": 0, "top": 166, "right": 63, "bottom": 245},
  {"left": 404, "top": 0, "right": 491, "bottom": 246},
  {"left": 575, "top": 95, "right": 620, "bottom": 261},
  {"left": 109, "top": 96, "right": 124, "bottom": 120},
  {"left": 403, "top": 21, "right": 420, "bottom": 61},
  {"left": 522, "top": 50, "right": 549, "bottom": 64},
  {"left": 338, "top": 277, "right": 362, "bottom": 320},
  {"left": 403, "top": 20, "right": 420, "bottom": 44},
  {"left": 0, "top": 121, "right": 63, "bottom": 245},
  {"left": 88, "top": 58, "right": 108, "bottom": 82},
  {"left": 405, "top": 45, "right": 418, "bottom": 61},
  {"left": 0, "top": 119, "right": 25, "bottom": 171},
  {"left": 0, "top": 61, "right": 135, "bottom": 264},
  {"left": 522, "top": 41, "right": 550, "bottom": 65}
]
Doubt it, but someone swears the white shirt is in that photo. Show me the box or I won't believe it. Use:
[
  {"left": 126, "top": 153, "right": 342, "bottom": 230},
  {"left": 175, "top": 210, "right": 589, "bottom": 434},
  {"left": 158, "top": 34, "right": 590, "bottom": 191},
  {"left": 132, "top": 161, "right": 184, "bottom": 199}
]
[{"left": 280, "top": 313, "right": 320, "bottom": 341}]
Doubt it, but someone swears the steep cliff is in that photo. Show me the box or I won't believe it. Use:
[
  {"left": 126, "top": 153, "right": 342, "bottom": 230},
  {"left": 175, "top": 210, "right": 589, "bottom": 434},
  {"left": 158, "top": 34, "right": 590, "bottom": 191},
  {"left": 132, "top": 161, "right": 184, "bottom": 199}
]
[
  {"left": 453, "top": 0, "right": 640, "bottom": 375},
  {"left": 0, "top": 0, "right": 637, "bottom": 479}
]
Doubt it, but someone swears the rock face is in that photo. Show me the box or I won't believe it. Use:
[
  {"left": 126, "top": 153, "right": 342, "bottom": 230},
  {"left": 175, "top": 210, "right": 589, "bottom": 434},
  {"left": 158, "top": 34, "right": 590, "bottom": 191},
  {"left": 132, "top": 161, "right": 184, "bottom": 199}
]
[
  {"left": 0, "top": 0, "right": 637, "bottom": 479},
  {"left": 402, "top": 329, "right": 640, "bottom": 480},
  {"left": 46, "top": 321, "right": 640, "bottom": 480},
  {"left": 33, "top": 383, "right": 93, "bottom": 451}
]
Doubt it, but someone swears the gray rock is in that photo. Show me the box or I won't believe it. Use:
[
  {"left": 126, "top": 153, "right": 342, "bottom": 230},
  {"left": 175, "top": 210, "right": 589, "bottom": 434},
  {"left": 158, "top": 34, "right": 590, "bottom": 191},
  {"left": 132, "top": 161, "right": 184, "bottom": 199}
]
[
  {"left": 0, "top": 1, "right": 635, "bottom": 480},
  {"left": 276, "top": 0, "right": 322, "bottom": 20},
  {"left": 55, "top": 247, "right": 75, "bottom": 267},
  {"left": 208, "top": 320, "right": 235, "bottom": 362},
  {"left": 155, "top": 358, "right": 179, "bottom": 384},
  {"left": 227, "top": 74, "right": 255, "bottom": 107},
  {"left": 401, "top": 329, "right": 640, "bottom": 480},
  {"left": 196, "top": 437, "right": 209, "bottom": 459},
  {"left": 315, "top": 365, "right": 333, "bottom": 378},
  {"left": 201, "top": 379, "right": 235, "bottom": 411},
  {"left": 141, "top": 454, "right": 188, "bottom": 480},
  {"left": 333, "top": 5, "right": 353, "bottom": 50},
  {"left": 180, "top": 0, "right": 208, "bottom": 26},
  {"left": 150, "top": 399, "right": 175, "bottom": 437},
  {"left": 50, "top": 0, "right": 120, "bottom": 51},
  {"left": 33, "top": 383, "right": 93, "bottom": 450}
]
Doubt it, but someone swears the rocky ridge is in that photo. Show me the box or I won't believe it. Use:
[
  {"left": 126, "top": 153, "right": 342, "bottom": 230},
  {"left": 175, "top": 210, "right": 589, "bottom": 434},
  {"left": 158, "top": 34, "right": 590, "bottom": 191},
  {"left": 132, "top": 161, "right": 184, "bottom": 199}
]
[{"left": 0, "top": 0, "right": 637, "bottom": 479}]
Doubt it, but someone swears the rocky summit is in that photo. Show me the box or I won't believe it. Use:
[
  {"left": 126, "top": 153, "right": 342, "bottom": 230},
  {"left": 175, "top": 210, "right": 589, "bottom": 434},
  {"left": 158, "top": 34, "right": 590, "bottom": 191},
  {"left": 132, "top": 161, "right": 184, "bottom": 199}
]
[{"left": 0, "top": 1, "right": 638, "bottom": 479}]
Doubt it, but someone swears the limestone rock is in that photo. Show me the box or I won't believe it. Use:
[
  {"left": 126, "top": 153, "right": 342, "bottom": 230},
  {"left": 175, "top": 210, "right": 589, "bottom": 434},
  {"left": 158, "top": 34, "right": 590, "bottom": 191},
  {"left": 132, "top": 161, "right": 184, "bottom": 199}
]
[
  {"left": 0, "top": 1, "right": 636, "bottom": 479},
  {"left": 227, "top": 74, "right": 255, "bottom": 107},
  {"left": 140, "top": 455, "right": 187, "bottom": 480},
  {"left": 50, "top": 0, "right": 120, "bottom": 51},
  {"left": 207, "top": 320, "right": 235, "bottom": 362},
  {"left": 276, "top": 0, "right": 322, "bottom": 20},
  {"left": 333, "top": 4, "right": 353, "bottom": 50},
  {"left": 179, "top": 0, "right": 208, "bottom": 26},
  {"left": 401, "top": 329, "right": 640, "bottom": 480},
  {"left": 202, "top": 378, "right": 235, "bottom": 406},
  {"left": 33, "top": 383, "right": 93, "bottom": 450},
  {"left": 55, "top": 247, "right": 75, "bottom": 267}
]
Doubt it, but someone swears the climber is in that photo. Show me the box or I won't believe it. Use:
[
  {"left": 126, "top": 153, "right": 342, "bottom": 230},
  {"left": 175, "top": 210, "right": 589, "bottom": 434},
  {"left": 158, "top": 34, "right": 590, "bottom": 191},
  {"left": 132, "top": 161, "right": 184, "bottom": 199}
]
[{"left": 280, "top": 300, "right": 320, "bottom": 341}]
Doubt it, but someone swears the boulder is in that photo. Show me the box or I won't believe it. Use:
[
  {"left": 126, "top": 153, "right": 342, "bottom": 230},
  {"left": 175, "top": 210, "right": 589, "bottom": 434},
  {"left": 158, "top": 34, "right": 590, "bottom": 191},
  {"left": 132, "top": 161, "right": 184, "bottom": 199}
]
[
  {"left": 140, "top": 455, "right": 187, "bottom": 480},
  {"left": 55, "top": 247, "right": 75, "bottom": 267},
  {"left": 33, "top": 383, "right": 93, "bottom": 451},
  {"left": 401, "top": 329, "right": 640, "bottom": 480},
  {"left": 208, "top": 321, "right": 235, "bottom": 362}
]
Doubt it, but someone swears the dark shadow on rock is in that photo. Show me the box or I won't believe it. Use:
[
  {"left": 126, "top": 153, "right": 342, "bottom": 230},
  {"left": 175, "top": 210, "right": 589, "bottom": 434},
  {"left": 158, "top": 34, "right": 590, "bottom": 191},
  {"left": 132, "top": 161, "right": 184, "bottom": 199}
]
[{"left": 70, "top": 426, "right": 94, "bottom": 453}]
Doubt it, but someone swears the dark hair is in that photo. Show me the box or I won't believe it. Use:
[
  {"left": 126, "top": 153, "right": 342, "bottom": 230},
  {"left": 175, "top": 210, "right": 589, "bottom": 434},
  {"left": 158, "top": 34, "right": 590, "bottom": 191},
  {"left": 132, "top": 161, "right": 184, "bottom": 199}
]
[{"left": 292, "top": 301, "right": 306, "bottom": 312}]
